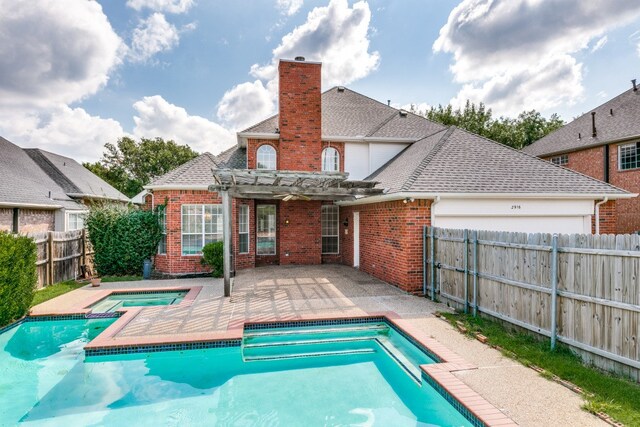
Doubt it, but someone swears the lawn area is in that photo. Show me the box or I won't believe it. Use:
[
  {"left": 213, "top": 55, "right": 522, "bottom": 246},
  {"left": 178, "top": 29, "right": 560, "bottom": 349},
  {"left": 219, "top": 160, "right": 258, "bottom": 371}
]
[
  {"left": 31, "top": 280, "right": 86, "bottom": 308},
  {"left": 441, "top": 312, "right": 640, "bottom": 426}
]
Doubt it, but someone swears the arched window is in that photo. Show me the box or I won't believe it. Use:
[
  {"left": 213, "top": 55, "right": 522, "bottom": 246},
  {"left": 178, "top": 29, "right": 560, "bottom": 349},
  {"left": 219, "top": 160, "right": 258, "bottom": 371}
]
[
  {"left": 322, "top": 147, "right": 339, "bottom": 172},
  {"left": 257, "top": 145, "right": 276, "bottom": 170}
]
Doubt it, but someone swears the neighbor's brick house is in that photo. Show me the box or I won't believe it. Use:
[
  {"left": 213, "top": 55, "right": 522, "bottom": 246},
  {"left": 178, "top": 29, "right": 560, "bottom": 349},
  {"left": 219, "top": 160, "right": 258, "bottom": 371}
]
[
  {"left": 144, "top": 58, "right": 632, "bottom": 293},
  {"left": 524, "top": 82, "right": 640, "bottom": 234},
  {"left": 0, "top": 137, "right": 129, "bottom": 234}
]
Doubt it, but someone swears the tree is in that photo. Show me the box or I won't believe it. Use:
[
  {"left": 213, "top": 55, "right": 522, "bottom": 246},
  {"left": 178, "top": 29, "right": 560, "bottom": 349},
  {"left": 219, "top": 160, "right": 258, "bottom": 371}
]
[
  {"left": 84, "top": 137, "right": 198, "bottom": 197},
  {"left": 411, "top": 101, "right": 564, "bottom": 150}
]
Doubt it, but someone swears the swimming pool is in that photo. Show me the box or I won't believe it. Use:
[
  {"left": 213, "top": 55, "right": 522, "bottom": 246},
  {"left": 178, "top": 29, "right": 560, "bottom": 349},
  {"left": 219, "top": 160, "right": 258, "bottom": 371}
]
[
  {"left": 88, "top": 291, "right": 187, "bottom": 313},
  {"left": 0, "top": 318, "right": 476, "bottom": 426}
]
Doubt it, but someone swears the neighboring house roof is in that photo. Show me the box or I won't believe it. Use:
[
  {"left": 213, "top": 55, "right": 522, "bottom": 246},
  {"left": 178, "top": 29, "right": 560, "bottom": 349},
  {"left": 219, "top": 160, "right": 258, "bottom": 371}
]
[
  {"left": 0, "top": 137, "right": 84, "bottom": 210},
  {"left": 242, "top": 87, "right": 445, "bottom": 140},
  {"left": 369, "top": 127, "right": 629, "bottom": 196},
  {"left": 523, "top": 87, "right": 640, "bottom": 157},
  {"left": 147, "top": 147, "right": 247, "bottom": 188},
  {"left": 24, "top": 149, "right": 129, "bottom": 203},
  {"left": 131, "top": 189, "right": 148, "bottom": 205}
]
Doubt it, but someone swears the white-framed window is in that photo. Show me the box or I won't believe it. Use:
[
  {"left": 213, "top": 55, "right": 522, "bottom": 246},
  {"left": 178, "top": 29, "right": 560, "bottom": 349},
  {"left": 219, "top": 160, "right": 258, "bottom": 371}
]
[
  {"left": 619, "top": 142, "right": 640, "bottom": 171},
  {"left": 256, "top": 205, "right": 276, "bottom": 255},
  {"left": 550, "top": 154, "right": 568, "bottom": 166},
  {"left": 181, "top": 204, "right": 222, "bottom": 255},
  {"left": 66, "top": 211, "right": 86, "bottom": 231},
  {"left": 321, "top": 205, "right": 339, "bottom": 254},
  {"left": 322, "top": 147, "right": 340, "bottom": 172},
  {"left": 238, "top": 205, "right": 249, "bottom": 254},
  {"left": 158, "top": 206, "right": 167, "bottom": 255},
  {"left": 257, "top": 145, "right": 277, "bottom": 170}
]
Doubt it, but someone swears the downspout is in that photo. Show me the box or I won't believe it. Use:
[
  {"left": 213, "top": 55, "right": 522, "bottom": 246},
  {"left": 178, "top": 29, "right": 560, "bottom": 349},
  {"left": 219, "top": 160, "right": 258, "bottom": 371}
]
[{"left": 594, "top": 197, "right": 608, "bottom": 235}]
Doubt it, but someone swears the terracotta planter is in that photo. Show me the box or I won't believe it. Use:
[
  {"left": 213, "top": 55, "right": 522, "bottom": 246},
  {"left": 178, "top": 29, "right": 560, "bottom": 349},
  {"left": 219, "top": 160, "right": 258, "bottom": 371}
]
[{"left": 90, "top": 278, "right": 102, "bottom": 287}]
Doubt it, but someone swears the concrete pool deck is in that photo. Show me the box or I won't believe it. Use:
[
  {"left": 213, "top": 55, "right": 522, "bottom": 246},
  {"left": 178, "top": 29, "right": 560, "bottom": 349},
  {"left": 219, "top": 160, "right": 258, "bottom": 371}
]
[{"left": 30, "top": 264, "right": 605, "bottom": 427}]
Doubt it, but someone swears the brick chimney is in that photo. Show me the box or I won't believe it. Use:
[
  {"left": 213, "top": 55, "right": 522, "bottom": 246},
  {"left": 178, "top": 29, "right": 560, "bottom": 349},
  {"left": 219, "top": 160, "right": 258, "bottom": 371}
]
[{"left": 278, "top": 57, "right": 322, "bottom": 171}]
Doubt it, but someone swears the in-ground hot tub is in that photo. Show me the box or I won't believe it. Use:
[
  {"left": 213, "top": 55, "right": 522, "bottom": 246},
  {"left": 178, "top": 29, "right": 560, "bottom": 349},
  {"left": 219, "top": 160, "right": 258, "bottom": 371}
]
[{"left": 88, "top": 291, "right": 187, "bottom": 313}]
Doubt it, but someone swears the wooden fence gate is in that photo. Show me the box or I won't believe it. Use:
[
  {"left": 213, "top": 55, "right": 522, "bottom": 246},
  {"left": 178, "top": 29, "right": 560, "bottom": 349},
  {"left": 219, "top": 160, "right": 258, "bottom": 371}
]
[
  {"left": 29, "top": 229, "right": 94, "bottom": 288},
  {"left": 424, "top": 226, "right": 640, "bottom": 381}
]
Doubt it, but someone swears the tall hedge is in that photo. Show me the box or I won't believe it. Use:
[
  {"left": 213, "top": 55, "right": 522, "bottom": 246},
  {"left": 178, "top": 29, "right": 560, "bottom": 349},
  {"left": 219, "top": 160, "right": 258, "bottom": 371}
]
[
  {"left": 0, "top": 232, "right": 37, "bottom": 326},
  {"left": 86, "top": 205, "right": 162, "bottom": 276}
]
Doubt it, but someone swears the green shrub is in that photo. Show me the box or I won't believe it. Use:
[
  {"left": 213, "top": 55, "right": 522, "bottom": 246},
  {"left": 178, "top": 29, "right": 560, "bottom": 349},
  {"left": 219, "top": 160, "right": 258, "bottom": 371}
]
[
  {"left": 86, "top": 205, "right": 162, "bottom": 276},
  {"left": 0, "top": 232, "right": 37, "bottom": 326},
  {"left": 202, "top": 241, "right": 224, "bottom": 277}
]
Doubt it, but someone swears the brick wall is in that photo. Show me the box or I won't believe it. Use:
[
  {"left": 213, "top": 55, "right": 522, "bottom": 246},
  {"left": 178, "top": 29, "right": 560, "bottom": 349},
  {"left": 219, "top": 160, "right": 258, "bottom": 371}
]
[
  {"left": 544, "top": 143, "right": 639, "bottom": 234},
  {"left": 594, "top": 200, "right": 617, "bottom": 234},
  {"left": 279, "top": 200, "right": 322, "bottom": 265},
  {"left": 247, "top": 139, "right": 278, "bottom": 169},
  {"left": 278, "top": 59, "right": 322, "bottom": 172},
  {"left": 2, "top": 208, "right": 56, "bottom": 234},
  {"left": 0, "top": 208, "right": 12, "bottom": 232},
  {"left": 151, "top": 190, "right": 219, "bottom": 275},
  {"left": 341, "top": 199, "right": 431, "bottom": 294}
]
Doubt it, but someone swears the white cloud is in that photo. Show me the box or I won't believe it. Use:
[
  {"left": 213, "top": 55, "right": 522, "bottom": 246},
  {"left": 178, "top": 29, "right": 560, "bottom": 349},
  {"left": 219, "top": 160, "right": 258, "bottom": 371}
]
[
  {"left": 218, "top": 0, "right": 379, "bottom": 129},
  {"left": 277, "top": 0, "right": 304, "bottom": 16},
  {"left": 591, "top": 35, "right": 608, "bottom": 52},
  {"left": 133, "top": 95, "right": 235, "bottom": 153},
  {"left": 129, "top": 13, "right": 180, "bottom": 63},
  {"left": 0, "top": 0, "right": 124, "bottom": 108},
  {"left": 630, "top": 30, "right": 640, "bottom": 56},
  {"left": 217, "top": 81, "right": 277, "bottom": 131},
  {"left": 126, "top": 0, "right": 194, "bottom": 14},
  {"left": 0, "top": 106, "right": 125, "bottom": 162},
  {"left": 434, "top": 0, "right": 640, "bottom": 115}
]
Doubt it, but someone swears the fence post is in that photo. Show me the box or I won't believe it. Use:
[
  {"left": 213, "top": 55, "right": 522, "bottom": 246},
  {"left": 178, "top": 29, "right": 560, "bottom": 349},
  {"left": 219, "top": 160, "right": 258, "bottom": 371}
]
[
  {"left": 47, "top": 231, "right": 54, "bottom": 286},
  {"left": 472, "top": 230, "right": 478, "bottom": 317},
  {"left": 463, "top": 229, "right": 469, "bottom": 313},
  {"left": 81, "top": 228, "right": 87, "bottom": 273},
  {"left": 550, "top": 234, "right": 559, "bottom": 350},
  {"left": 422, "top": 225, "right": 427, "bottom": 297},
  {"left": 430, "top": 227, "right": 436, "bottom": 301}
]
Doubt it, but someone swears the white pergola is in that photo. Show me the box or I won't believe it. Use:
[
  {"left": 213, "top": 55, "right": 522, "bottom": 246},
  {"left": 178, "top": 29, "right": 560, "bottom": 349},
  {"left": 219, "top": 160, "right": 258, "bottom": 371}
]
[{"left": 208, "top": 169, "right": 384, "bottom": 296}]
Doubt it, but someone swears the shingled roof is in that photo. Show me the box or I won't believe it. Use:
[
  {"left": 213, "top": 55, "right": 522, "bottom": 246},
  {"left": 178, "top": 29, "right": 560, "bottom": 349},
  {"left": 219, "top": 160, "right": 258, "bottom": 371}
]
[
  {"left": 147, "top": 147, "right": 246, "bottom": 188},
  {"left": 242, "top": 87, "right": 445, "bottom": 139},
  {"left": 524, "top": 86, "right": 640, "bottom": 157},
  {"left": 0, "top": 137, "right": 84, "bottom": 209},
  {"left": 369, "top": 127, "right": 629, "bottom": 196},
  {"left": 25, "top": 149, "right": 129, "bottom": 202}
]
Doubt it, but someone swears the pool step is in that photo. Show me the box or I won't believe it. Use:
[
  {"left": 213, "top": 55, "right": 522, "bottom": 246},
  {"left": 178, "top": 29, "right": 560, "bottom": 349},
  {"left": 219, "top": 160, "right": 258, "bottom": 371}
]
[
  {"left": 243, "top": 337, "right": 375, "bottom": 360},
  {"left": 243, "top": 348, "right": 376, "bottom": 362},
  {"left": 243, "top": 324, "right": 389, "bottom": 345},
  {"left": 243, "top": 336, "right": 372, "bottom": 349},
  {"left": 375, "top": 337, "right": 422, "bottom": 383}
]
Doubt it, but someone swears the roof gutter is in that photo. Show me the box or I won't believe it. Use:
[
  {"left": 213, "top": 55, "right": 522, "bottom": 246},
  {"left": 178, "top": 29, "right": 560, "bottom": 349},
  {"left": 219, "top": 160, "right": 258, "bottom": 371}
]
[
  {"left": 143, "top": 185, "right": 211, "bottom": 191},
  {"left": 532, "top": 133, "right": 640, "bottom": 158},
  {"left": 336, "top": 191, "right": 637, "bottom": 206},
  {"left": 66, "top": 193, "right": 130, "bottom": 202},
  {"left": 236, "top": 132, "right": 416, "bottom": 147},
  {"left": 0, "top": 202, "right": 62, "bottom": 210}
]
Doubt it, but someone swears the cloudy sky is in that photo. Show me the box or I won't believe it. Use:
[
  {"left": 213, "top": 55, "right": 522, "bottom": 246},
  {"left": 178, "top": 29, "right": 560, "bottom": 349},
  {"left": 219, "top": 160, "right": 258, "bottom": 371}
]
[{"left": 2, "top": 0, "right": 640, "bottom": 161}]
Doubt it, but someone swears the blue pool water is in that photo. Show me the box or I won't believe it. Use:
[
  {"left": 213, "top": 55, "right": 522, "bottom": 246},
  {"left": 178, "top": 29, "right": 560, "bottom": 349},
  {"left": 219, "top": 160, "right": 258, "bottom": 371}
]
[
  {"left": 0, "top": 319, "right": 473, "bottom": 426},
  {"left": 89, "top": 291, "right": 187, "bottom": 313}
]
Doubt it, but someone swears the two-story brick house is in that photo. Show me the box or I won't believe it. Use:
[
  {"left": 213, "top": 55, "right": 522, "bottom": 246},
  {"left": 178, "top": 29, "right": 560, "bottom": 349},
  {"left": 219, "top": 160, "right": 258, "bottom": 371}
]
[
  {"left": 524, "top": 82, "right": 640, "bottom": 234},
  {"left": 144, "top": 57, "right": 633, "bottom": 294}
]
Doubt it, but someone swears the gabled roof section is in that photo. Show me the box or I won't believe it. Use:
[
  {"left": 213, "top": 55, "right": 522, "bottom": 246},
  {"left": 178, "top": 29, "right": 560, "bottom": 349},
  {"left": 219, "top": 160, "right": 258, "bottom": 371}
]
[
  {"left": 371, "top": 127, "right": 629, "bottom": 196},
  {"left": 0, "top": 137, "right": 84, "bottom": 209},
  {"left": 147, "top": 147, "right": 247, "bottom": 188},
  {"left": 524, "top": 87, "right": 640, "bottom": 157},
  {"left": 241, "top": 87, "right": 445, "bottom": 140},
  {"left": 25, "top": 149, "right": 129, "bottom": 202}
]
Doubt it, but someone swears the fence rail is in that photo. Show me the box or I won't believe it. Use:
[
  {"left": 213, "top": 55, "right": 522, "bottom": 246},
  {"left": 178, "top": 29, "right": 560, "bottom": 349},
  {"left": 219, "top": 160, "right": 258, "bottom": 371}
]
[
  {"left": 28, "top": 229, "right": 94, "bottom": 288},
  {"left": 424, "top": 226, "right": 640, "bottom": 381}
]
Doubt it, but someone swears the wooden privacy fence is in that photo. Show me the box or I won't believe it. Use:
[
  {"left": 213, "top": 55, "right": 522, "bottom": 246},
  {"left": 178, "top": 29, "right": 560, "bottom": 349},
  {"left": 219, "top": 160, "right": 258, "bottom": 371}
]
[
  {"left": 424, "top": 226, "right": 640, "bottom": 381},
  {"left": 29, "top": 230, "right": 94, "bottom": 288}
]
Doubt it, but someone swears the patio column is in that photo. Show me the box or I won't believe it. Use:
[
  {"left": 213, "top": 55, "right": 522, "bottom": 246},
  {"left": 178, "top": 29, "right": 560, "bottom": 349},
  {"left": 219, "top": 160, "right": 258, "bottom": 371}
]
[{"left": 221, "top": 189, "right": 232, "bottom": 297}]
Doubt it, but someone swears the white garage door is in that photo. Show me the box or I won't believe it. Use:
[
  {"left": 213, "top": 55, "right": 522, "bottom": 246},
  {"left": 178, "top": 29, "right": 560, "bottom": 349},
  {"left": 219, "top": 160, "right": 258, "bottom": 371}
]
[{"left": 432, "top": 198, "right": 594, "bottom": 234}]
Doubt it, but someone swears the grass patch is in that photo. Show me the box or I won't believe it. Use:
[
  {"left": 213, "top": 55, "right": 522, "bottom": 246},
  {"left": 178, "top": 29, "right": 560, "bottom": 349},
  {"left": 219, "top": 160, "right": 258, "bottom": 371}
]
[
  {"left": 30, "top": 280, "right": 86, "bottom": 308},
  {"left": 100, "top": 276, "right": 143, "bottom": 283},
  {"left": 441, "top": 312, "right": 640, "bottom": 426}
]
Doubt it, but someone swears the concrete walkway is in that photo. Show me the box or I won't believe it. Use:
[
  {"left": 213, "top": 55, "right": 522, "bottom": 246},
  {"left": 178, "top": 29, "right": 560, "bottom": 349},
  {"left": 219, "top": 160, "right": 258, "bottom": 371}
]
[{"left": 31, "top": 265, "right": 604, "bottom": 426}]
